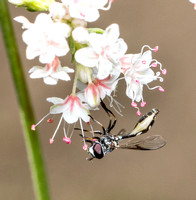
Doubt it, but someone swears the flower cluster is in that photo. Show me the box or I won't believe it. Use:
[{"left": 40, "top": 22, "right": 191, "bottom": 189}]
[{"left": 10, "top": 0, "right": 166, "bottom": 149}]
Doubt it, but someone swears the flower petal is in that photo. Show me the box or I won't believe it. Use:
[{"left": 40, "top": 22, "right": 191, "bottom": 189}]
[
  {"left": 75, "top": 47, "right": 98, "bottom": 67},
  {"left": 43, "top": 76, "right": 58, "bottom": 85},
  {"left": 47, "top": 97, "right": 64, "bottom": 104}
]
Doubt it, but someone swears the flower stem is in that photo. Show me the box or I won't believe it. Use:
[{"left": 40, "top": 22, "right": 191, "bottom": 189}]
[
  {"left": 0, "top": 1, "right": 50, "bottom": 200},
  {"left": 71, "top": 64, "right": 78, "bottom": 95}
]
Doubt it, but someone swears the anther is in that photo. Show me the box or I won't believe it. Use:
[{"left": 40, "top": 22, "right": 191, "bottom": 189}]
[
  {"left": 141, "top": 101, "right": 146, "bottom": 107},
  {"left": 31, "top": 124, "right": 36, "bottom": 131},
  {"left": 151, "top": 63, "right": 157, "bottom": 68},
  {"left": 153, "top": 46, "right": 159, "bottom": 52},
  {"left": 131, "top": 102, "right": 137, "bottom": 107},
  {"left": 63, "top": 137, "right": 71, "bottom": 144},
  {"left": 49, "top": 138, "right": 54, "bottom": 144},
  {"left": 142, "top": 60, "right": 146, "bottom": 64},
  {"left": 137, "top": 110, "right": 141, "bottom": 116},
  {"left": 159, "top": 87, "right": 165, "bottom": 92},
  {"left": 162, "top": 69, "right": 167, "bottom": 75},
  {"left": 83, "top": 144, "right": 88, "bottom": 151}
]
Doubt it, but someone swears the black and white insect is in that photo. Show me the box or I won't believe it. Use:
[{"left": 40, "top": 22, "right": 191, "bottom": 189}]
[{"left": 77, "top": 100, "right": 166, "bottom": 160}]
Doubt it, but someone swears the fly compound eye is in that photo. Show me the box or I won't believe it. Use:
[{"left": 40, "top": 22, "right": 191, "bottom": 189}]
[{"left": 93, "top": 142, "right": 104, "bottom": 159}]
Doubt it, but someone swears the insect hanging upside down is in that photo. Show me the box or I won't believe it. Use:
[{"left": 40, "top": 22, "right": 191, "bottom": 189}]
[{"left": 76, "top": 100, "right": 166, "bottom": 160}]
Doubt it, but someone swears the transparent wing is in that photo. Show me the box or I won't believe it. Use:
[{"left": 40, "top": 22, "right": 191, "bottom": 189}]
[{"left": 118, "top": 135, "right": 166, "bottom": 150}]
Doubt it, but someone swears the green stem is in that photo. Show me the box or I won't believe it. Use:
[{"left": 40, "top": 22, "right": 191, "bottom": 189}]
[
  {"left": 71, "top": 64, "right": 78, "bottom": 95},
  {"left": 0, "top": 1, "right": 50, "bottom": 200}
]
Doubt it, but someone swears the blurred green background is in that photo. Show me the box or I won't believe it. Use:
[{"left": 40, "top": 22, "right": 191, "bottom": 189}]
[{"left": 1, "top": 0, "right": 196, "bottom": 199}]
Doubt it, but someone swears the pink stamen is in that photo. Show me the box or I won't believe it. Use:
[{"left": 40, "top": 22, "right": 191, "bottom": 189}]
[
  {"left": 63, "top": 137, "right": 71, "bottom": 144},
  {"left": 142, "top": 60, "right": 146, "bottom": 64},
  {"left": 159, "top": 87, "right": 165, "bottom": 92},
  {"left": 135, "top": 80, "right": 140, "bottom": 83},
  {"left": 131, "top": 102, "right": 137, "bottom": 107},
  {"left": 162, "top": 69, "right": 167, "bottom": 75},
  {"left": 49, "top": 138, "right": 54, "bottom": 144},
  {"left": 151, "top": 63, "right": 157, "bottom": 68},
  {"left": 141, "top": 101, "right": 146, "bottom": 107},
  {"left": 92, "top": 139, "right": 97, "bottom": 142},
  {"left": 153, "top": 46, "right": 159, "bottom": 52},
  {"left": 31, "top": 124, "right": 36, "bottom": 131},
  {"left": 137, "top": 110, "right": 141, "bottom": 116},
  {"left": 47, "top": 118, "right": 53, "bottom": 123},
  {"left": 83, "top": 144, "right": 88, "bottom": 151}
]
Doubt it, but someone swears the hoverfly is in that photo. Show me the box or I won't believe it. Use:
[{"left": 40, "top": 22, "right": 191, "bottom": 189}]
[{"left": 77, "top": 100, "right": 166, "bottom": 160}]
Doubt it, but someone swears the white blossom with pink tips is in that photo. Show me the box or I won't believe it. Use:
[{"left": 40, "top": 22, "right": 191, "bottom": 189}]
[
  {"left": 121, "top": 46, "right": 166, "bottom": 115},
  {"left": 48, "top": 95, "right": 90, "bottom": 124},
  {"left": 62, "top": 0, "right": 113, "bottom": 22},
  {"left": 14, "top": 13, "right": 71, "bottom": 64},
  {"left": 75, "top": 23, "right": 127, "bottom": 80},
  {"left": 29, "top": 57, "right": 74, "bottom": 85}
]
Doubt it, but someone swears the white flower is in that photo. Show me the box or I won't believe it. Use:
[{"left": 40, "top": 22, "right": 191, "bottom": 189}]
[
  {"left": 15, "top": 13, "right": 71, "bottom": 64},
  {"left": 29, "top": 57, "right": 74, "bottom": 85},
  {"left": 31, "top": 94, "right": 90, "bottom": 144},
  {"left": 75, "top": 24, "right": 127, "bottom": 79},
  {"left": 62, "top": 0, "right": 113, "bottom": 22},
  {"left": 49, "top": 2, "right": 67, "bottom": 20},
  {"left": 48, "top": 95, "right": 90, "bottom": 124},
  {"left": 93, "top": 74, "right": 119, "bottom": 99},
  {"left": 189, "top": 0, "right": 196, "bottom": 10},
  {"left": 122, "top": 46, "right": 165, "bottom": 113},
  {"left": 77, "top": 74, "right": 119, "bottom": 108}
]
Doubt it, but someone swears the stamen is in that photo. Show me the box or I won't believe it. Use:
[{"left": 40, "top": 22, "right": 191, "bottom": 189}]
[
  {"left": 137, "top": 110, "right": 141, "bottom": 116},
  {"left": 63, "top": 126, "right": 67, "bottom": 138},
  {"left": 79, "top": 118, "right": 86, "bottom": 146},
  {"left": 158, "top": 87, "right": 165, "bottom": 92},
  {"left": 49, "top": 138, "right": 54, "bottom": 144},
  {"left": 89, "top": 122, "right": 95, "bottom": 137},
  {"left": 31, "top": 113, "right": 50, "bottom": 130},
  {"left": 107, "top": 96, "right": 124, "bottom": 116},
  {"left": 146, "top": 84, "right": 164, "bottom": 92},
  {"left": 141, "top": 101, "right": 146, "bottom": 107},
  {"left": 162, "top": 69, "right": 167, "bottom": 75},
  {"left": 153, "top": 46, "right": 159, "bottom": 52},
  {"left": 140, "top": 45, "right": 159, "bottom": 55},
  {"left": 69, "top": 122, "right": 76, "bottom": 139},
  {"left": 31, "top": 124, "right": 36, "bottom": 131},
  {"left": 131, "top": 102, "right": 137, "bottom": 107},
  {"left": 50, "top": 115, "right": 63, "bottom": 143},
  {"left": 63, "top": 137, "right": 71, "bottom": 144},
  {"left": 83, "top": 144, "right": 88, "bottom": 151},
  {"left": 151, "top": 62, "right": 157, "bottom": 68}
]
